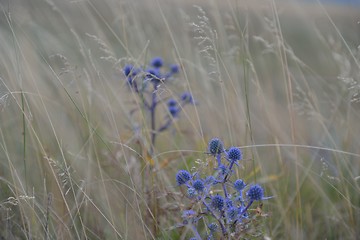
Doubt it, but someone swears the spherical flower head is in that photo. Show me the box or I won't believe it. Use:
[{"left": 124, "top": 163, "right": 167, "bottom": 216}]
[
  {"left": 168, "top": 106, "right": 179, "bottom": 117},
  {"left": 208, "top": 222, "right": 218, "bottom": 232},
  {"left": 227, "top": 147, "right": 242, "bottom": 162},
  {"left": 187, "top": 187, "right": 196, "bottom": 198},
  {"left": 176, "top": 170, "right": 191, "bottom": 185},
  {"left": 170, "top": 64, "right": 179, "bottom": 74},
  {"left": 167, "top": 98, "right": 177, "bottom": 107},
  {"left": 211, "top": 194, "right": 224, "bottom": 210},
  {"left": 208, "top": 138, "right": 224, "bottom": 155},
  {"left": 123, "top": 64, "right": 134, "bottom": 77},
  {"left": 234, "top": 179, "right": 246, "bottom": 192},
  {"left": 151, "top": 57, "right": 164, "bottom": 68},
  {"left": 146, "top": 68, "right": 161, "bottom": 79},
  {"left": 181, "top": 92, "right": 195, "bottom": 104},
  {"left": 246, "top": 184, "right": 264, "bottom": 201},
  {"left": 193, "top": 179, "right": 204, "bottom": 192}
]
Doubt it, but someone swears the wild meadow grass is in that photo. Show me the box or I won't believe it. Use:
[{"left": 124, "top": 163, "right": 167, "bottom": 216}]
[{"left": 0, "top": 0, "right": 359, "bottom": 239}]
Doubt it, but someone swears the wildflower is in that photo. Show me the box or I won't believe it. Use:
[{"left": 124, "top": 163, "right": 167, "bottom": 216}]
[
  {"left": 170, "top": 64, "right": 179, "bottom": 74},
  {"left": 187, "top": 187, "right": 196, "bottom": 198},
  {"left": 146, "top": 68, "right": 161, "bottom": 83},
  {"left": 168, "top": 106, "right": 179, "bottom": 117},
  {"left": 123, "top": 64, "right": 134, "bottom": 77},
  {"left": 208, "top": 138, "right": 224, "bottom": 155},
  {"left": 234, "top": 179, "right": 246, "bottom": 192},
  {"left": 246, "top": 184, "right": 264, "bottom": 201},
  {"left": 167, "top": 98, "right": 179, "bottom": 117},
  {"left": 167, "top": 98, "right": 177, "bottom": 107},
  {"left": 151, "top": 56, "right": 164, "bottom": 68},
  {"left": 176, "top": 170, "right": 191, "bottom": 185},
  {"left": 193, "top": 179, "right": 205, "bottom": 192},
  {"left": 226, "top": 147, "right": 242, "bottom": 162},
  {"left": 181, "top": 91, "right": 195, "bottom": 104},
  {"left": 211, "top": 194, "right": 224, "bottom": 210}
]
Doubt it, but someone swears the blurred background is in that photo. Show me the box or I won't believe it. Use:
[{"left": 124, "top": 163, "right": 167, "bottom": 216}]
[{"left": 0, "top": 0, "right": 359, "bottom": 239}]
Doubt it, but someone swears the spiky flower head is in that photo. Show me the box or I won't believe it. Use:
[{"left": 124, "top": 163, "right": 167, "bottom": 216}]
[
  {"left": 167, "top": 98, "right": 177, "bottom": 107},
  {"left": 176, "top": 170, "right": 191, "bottom": 185},
  {"left": 151, "top": 57, "right": 164, "bottom": 68},
  {"left": 227, "top": 147, "right": 242, "bottom": 162},
  {"left": 193, "top": 179, "right": 205, "bottom": 192},
  {"left": 170, "top": 64, "right": 179, "bottom": 74},
  {"left": 187, "top": 187, "right": 196, "bottom": 198},
  {"left": 181, "top": 92, "right": 195, "bottom": 104},
  {"left": 123, "top": 64, "right": 134, "bottom": 77},
  {"left": 168, "top": 106, "right": 179, "bottom": 117},
  {"left": 234, "top": 179, "right": 246, "bottom": 191},
  {"left": 208, "top": 138, "right": 224, "bottom": 155},
  {"left": 211, "top": 194, "right": 224, "bottom": 210},
  {"left": 246, "top": 184, "right": 264, "bottom": 201}
]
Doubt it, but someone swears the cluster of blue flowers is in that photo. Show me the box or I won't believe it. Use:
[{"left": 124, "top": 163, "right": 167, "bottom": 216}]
[
  {"left": 123, "top": 57, "right": 195, "bottom": 155},
  {"left": 175, "top": 138, "right": 271, "bottom": 239}
]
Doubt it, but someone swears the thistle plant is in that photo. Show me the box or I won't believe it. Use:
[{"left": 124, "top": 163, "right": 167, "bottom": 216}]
[
  {"left": 174, "top": 138, "right": 272, "bottom": 239},
  {"left": 123, "top": 57, "right": 195, "bottom": 156}
]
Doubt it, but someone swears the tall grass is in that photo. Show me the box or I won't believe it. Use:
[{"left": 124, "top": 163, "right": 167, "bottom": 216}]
[{"left": 0, "top": 0, "right": 359, "bottom": 239}]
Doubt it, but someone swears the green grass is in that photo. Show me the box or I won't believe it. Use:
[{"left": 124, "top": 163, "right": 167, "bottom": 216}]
[{"left": 0, "top": 0, "right": 359, "bottom": 239}]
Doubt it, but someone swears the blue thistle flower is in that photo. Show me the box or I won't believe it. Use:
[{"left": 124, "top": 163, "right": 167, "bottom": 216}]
[
  {"left": 181, "top": 92, "right": 195, "bottom": 104},
  {"left": 167, "top": 98, "right": 177, "bottom": 107},
  {"left": 170, "top": 64, "right": 179, "bottom": 74},
  {"left": 146, "top": 68, "right": 161, "bottom": 83},
  {"left": 234, "top": 179, "right": 246, "bottom": 192},
  {"left": 211, "top": 194, "right": 224, "bottom": 210},
  {"left": 176, "top": 170, "right": 191, "bottom": 185},
  {"left": 123, "top": 64, "right": 134, "bottom": 77},
  {"left": 246, "top": 184, "right": 264, "bottom": 201},
  {"left": 168, "top": 106, "right": 179, "bottom": 117},
  {"left": 151, "top": 57, "right": 163, "bottom": 68},
  {"left": 167, "top": 98, "right": 179, "bottom": 117},
  {"left": 227, "top": 147, "right": 242, "bottom": 162},
  {"left": 208, "top": 138, "right": 224, "bottom": 155},
  {"left": 187, "top": 187, "right": 196, "bottom": 198},
  {"left": 193, "top": 179, "right": 205, "bottom": 192}
]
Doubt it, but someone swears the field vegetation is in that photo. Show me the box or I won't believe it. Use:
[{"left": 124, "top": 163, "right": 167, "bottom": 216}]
[{"left": 0, "top": 0, "right": 359, "bottom": 239}]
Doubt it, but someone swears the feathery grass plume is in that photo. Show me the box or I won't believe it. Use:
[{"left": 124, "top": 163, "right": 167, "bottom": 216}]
[{"left": 173, "top": 138, "right": 271, "bottom": 239}]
